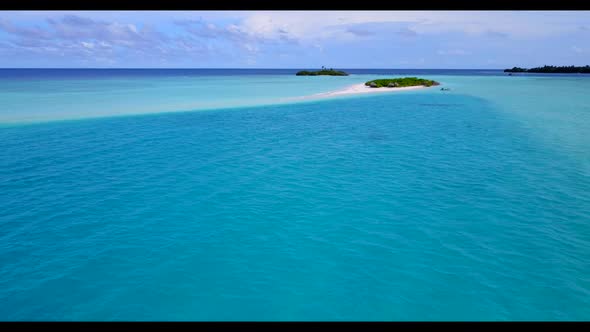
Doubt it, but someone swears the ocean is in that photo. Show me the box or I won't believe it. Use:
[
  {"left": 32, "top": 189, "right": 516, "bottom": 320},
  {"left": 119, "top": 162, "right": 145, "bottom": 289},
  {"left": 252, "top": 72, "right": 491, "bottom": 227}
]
[{"left": 0, "top": 69, "right": 589, "bottom": 320}]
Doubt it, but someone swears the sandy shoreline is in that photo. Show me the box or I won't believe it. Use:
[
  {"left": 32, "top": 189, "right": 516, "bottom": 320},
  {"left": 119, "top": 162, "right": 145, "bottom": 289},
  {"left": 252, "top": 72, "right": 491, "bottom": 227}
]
[
  {"left": 287, "top": 83, "right": 428, "bottom": 102},
  {"left": 315, "top": 83, "right": 427, "bottom": 97}
]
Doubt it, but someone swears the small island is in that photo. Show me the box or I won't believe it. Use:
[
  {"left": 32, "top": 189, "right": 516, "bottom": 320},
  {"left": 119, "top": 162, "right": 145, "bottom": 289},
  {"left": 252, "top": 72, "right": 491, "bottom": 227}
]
[
  {"left": 364, "top": 77, "right": 440, "bottom": 88},
  {"left": 504, "top": 65, "right": 590, "bottom": 74},
  {"left": 296, "top": 66, "right": 349, "bottom": 76}
]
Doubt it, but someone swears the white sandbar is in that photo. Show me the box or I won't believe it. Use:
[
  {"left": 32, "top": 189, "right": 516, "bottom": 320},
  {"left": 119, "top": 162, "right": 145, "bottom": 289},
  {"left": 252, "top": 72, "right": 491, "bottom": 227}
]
[{"left": 288, "top": 83, "right": 429, "bottom": 102}]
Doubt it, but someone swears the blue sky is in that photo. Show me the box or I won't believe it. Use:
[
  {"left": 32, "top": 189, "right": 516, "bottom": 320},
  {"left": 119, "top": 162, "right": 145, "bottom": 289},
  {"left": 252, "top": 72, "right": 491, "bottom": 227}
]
[{"left": 0, "top": 11, "right": 589, "bottom": 68}]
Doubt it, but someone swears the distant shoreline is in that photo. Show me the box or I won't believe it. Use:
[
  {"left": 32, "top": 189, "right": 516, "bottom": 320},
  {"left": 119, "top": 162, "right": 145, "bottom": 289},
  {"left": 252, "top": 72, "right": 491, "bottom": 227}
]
[{"left": 505, "top": 65, "right": 590, "bottom": 74}]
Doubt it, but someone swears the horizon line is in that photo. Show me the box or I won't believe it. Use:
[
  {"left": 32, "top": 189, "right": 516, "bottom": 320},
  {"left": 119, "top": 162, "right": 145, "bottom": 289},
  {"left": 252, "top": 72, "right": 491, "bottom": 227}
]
[{"left": 0, "top": 67, "right": 507, "bottom": 70}]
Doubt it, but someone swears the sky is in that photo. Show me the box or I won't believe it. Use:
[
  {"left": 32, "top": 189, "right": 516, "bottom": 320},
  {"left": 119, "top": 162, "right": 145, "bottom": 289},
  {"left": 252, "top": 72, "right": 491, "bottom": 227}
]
[{"left": 0, "top": 11, "right": 589, "bottom": 69}]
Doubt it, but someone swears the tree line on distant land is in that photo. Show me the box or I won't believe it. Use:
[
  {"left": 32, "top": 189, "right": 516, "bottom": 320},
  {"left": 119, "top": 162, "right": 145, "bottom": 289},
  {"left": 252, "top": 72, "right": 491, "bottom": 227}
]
[{"left": 505, "top": 65, "right": 590, "bottom": 73}]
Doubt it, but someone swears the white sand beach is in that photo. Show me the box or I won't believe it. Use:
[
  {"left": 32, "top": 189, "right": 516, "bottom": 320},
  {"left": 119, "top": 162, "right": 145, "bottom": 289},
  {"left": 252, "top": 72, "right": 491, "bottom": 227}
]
[
  {"left": 313, "top": 83, "right": 427, "bottom": 97},
  {"left": 288, "top": 83, "right": 428, "bottom": 102}
]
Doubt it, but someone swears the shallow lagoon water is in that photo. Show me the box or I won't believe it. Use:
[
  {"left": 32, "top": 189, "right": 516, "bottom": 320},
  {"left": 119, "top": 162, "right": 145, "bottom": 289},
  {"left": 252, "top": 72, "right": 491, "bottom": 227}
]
[{"left": 0, "top": 69, "right": 589, "bottom": 320}]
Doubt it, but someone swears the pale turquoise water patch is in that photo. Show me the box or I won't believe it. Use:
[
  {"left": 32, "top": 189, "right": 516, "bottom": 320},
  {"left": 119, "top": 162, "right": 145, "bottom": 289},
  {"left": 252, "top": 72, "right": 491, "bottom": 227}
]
[
  {"left": 0, "top": 73, "right": 385, "bottom": 123},
  {"left": 440, "top": 75, "right": 590, "bottom": 174},
  {"left": 0, "top": 70, "right": 589, "bottom": 320}
]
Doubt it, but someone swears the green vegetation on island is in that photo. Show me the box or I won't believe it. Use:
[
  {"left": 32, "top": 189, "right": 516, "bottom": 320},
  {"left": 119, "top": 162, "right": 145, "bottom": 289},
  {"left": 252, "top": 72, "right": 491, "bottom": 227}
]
[
  {"left": 504, "top": 65, "right": 590, "bottom": 74},
  {"left": 296, "top": 66, "right": 349, "bottom": 76},
  {"left": 364, "top": 77, "right": 440, "bottom": 88}
]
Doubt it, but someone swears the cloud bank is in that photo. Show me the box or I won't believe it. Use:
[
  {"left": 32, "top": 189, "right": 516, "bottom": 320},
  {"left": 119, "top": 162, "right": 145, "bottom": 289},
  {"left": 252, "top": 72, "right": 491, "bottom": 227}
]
[{"left": 0, "top": 11, "right": 588, "bottom": 68}]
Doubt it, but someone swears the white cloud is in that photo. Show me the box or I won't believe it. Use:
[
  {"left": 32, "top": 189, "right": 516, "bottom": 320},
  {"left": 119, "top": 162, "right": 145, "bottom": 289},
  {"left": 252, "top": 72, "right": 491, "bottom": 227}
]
[
  {"left": 2, "top": 11, "right": 586, "bottom": 42},
  {"left": 225, "top": 11, "right": 587, "bottom": 43}
]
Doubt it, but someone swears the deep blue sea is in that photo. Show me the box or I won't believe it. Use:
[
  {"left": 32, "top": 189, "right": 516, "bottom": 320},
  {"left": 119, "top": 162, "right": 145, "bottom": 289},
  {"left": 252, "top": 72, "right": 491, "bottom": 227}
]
[{"left": 0, "top": 69, "right": 589, "bottom": 320}]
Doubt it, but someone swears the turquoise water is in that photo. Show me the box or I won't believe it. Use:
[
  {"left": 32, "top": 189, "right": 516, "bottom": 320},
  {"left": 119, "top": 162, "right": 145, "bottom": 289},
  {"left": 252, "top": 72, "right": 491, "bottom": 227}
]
[
  {"left": 0, "top": 72, "right": 375, "bottom": 124},
  {"left": 0, "top": 70, "right": 589, "bottom": 320}
]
